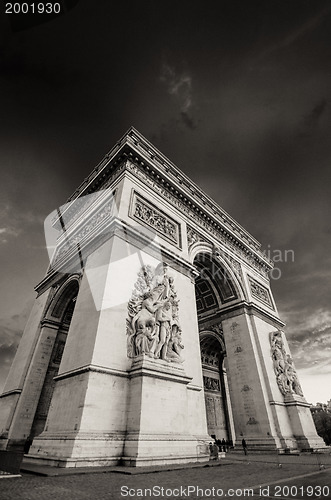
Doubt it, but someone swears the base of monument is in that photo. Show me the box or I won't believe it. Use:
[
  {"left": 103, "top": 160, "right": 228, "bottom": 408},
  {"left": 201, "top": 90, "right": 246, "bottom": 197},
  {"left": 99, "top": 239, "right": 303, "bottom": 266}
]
[
  {"left": 122, "top": 433, "right": 210, "bottom": 467},
  {"left": 278, "top": 448, "right": 300, "bottom": 455},
  {"left": 24, "top": 435, "right": 210, "bottom": 468},
  {"left": 25, "top": 431, "right": 127, "bottom": 468},
  {"left": 23, "top": 454, "right": 121, "bottom": 468},
  {"left": 23, "top": 450, "right": 210, "bottom": 469},
  {"left": 234, "top": 436, "right": 282, "bottom": 452},
  {"left": 283, "top": 394, "right": 326, "bottom": 451},
  {"left": 122, "top": 356, "right": 210, "bottom": 466},
  {"left": 122, "top": 454, "right": 208, "bottom": 467},
  {"left": 294, "top": 437, "right": 327, "bottom": 452}
]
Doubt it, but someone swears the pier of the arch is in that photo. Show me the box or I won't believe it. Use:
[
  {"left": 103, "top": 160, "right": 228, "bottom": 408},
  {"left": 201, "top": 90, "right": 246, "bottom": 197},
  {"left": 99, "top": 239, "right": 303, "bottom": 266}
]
[{"left": 0, "top": 276, "right": 80, "bottom": 453}]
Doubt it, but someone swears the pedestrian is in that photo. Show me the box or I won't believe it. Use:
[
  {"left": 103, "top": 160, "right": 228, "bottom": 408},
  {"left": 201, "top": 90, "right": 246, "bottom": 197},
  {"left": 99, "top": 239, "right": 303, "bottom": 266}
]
[
  {"left": 209, "top": 441, "right": 218, "bottom": 460},
  {"left": 212, "top": 442, "right": 219, "bottom": 460},
  {"left": 221, "top": 438, "right": 226, "bottom": 452},
  {"left": 242, "top": 438, "right": 247, "bottom": 455}
]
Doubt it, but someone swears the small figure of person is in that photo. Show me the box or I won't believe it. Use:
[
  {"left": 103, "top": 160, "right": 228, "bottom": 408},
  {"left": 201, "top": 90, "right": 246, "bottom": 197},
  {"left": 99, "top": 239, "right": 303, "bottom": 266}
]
[
  {"left": 221, "top": 438, "right": 226, "bottom": 452},
  {"left": 212, "top": 442, "right": 219, "bottom": 460},
  {"left": 242, "top": 438, "right": 247, "bottom": 455},
  {"left": 209, "top": 441, "right": 218, "bottom": 460}
]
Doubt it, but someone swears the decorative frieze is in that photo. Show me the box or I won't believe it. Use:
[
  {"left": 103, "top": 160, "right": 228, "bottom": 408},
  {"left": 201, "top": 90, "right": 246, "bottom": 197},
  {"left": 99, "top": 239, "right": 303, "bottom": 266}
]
[
  {"left": 125, "top": 131, "right": 261, "bottom": 251},
  {"left": 201, "top": 348, "right": 220, "bottom": 368},
  {"left": 129, "top": 191, "right": 181, "bottom": 247},
  {"left": 125, "top": 161, "right": 270, "bottom": 276},
  {"left": 52, "top": 199, "right": 114, "bottom": 265},
  {"left": 52, "top": 190, "right": 104, "bottom": 231},
  {"left": 248, "top": 276, "right": 273, "bottom": 308},
  {"left": 210, "top": 322, "right": 224, "bottom": 337},
  {"left": 203, "top": 376, "right": 220, "bottom": 392},
  {"left": 187, "top": 226, "right": 209, "bottom": 249}
]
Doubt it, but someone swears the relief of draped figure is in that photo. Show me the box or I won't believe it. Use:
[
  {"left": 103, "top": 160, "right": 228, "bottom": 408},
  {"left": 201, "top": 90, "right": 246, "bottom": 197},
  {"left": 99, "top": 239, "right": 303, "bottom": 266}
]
[
  {"left": 270, "top": 331, "right": 303, "bottom": 397},
  {"left": 127, "top": 263, "right": 184, "bottom": 363}
]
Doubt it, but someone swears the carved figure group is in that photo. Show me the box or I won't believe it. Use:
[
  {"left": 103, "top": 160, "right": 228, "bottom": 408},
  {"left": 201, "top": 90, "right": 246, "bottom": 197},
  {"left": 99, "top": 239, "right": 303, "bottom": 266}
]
[
  {"left": 127, "top": 264, "right": 184, "bottom": 363},
  {"left": 270, "top": 331, "right": 303, "bottom": 397}
]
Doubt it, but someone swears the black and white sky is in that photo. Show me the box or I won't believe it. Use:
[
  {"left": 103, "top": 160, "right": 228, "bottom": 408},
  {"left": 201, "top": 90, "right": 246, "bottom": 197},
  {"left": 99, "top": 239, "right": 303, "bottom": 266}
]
[{"left": 0, "top": 0, "right": 330, "bottom": 403}]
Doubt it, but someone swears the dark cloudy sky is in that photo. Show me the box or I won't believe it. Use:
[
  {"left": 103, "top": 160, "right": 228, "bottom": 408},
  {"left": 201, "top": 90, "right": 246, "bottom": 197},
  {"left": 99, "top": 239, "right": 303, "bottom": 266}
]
[{"left": 0, "top": 0, "right": 330, "bottom": 403}]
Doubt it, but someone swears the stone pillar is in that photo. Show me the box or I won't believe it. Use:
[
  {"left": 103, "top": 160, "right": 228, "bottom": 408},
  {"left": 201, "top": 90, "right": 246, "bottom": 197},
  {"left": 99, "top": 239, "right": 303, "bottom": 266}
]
[
  {"left": 5, "top": 322, "right": 59, "bottom": 449},
  {"left": 284, "top": 394, "right": 325, "bottom": 450},
  {"left": 222, "top": 312, "right": 282, "bottom": 450},
  {"left": 222, "top": 307, "right": 325, "bottom": 452},
  {"left": 222, "top": 365, "right": 236, "bottom": 444},
  {"left": 0, "top": 288, "right": 54, "bottom": 451},
  {"left": 123, "top": 356, "right": 201, "bottom": 466}
]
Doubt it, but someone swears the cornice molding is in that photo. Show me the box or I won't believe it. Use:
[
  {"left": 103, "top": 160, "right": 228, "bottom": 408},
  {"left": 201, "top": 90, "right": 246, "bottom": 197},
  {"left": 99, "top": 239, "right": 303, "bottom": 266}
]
[
  {"left": 198, "top": 300, "right": 285, "bottom": 329},
  {"left": 58, "top": 127, "right": 272, "bottom": 272},
  {"left": 0, "top": 389, "right": 22, "bottom": 399},
  {"left": 35, "top": 217, "right": 197, "bottom": 295},
  {"left": 54, "top": 364, "right": 129, "bottom": 381}
]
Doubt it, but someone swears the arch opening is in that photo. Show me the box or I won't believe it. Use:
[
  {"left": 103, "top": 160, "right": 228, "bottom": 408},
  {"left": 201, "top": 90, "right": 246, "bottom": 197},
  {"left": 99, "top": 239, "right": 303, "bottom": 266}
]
[
  {"left": 194, "top": 253, "right": 239, "bottom": 317},
  {"left": 194, "top": 253, "right": 237, "bottom": 445},
  {"left": 200, "top": 333, "right": 232, "bottom": 444},
  {"left": 27, "top": 279, "right": 79, "bottom": 449}
]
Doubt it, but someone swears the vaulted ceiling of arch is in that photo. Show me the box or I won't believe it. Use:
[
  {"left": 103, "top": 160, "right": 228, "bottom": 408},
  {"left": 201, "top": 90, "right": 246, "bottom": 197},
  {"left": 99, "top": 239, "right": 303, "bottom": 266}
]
[
  {"left": 194, "top": 254, "right": 238, "bottom": 312},
  {"left": 195, "top": 275, "right": 219, "bottom": 314}
]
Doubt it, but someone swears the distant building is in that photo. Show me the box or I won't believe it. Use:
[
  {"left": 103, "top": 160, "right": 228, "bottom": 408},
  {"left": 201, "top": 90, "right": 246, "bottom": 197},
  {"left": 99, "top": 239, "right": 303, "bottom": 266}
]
[{"left": 311, "top": 401, "right": 331, "bottom": 415}]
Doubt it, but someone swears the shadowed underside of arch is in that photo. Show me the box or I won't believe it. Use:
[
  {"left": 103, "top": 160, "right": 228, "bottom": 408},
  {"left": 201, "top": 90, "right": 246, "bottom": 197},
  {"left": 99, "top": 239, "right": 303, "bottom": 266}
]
[
  {"left": 28, "top": 279, "right": 80, "bottom": 444},
  {"left": 200, "top": 335, "right": 225, "bottom": 368},
  {"left": 51, "top": 279, "right": 80, "bottom": 321},
  {"left": 194, "top": 253, "right": 238, "bottom": 315}
]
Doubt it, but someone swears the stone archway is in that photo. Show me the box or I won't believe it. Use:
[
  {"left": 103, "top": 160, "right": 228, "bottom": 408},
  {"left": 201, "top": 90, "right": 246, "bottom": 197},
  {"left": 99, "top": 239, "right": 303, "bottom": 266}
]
[
  {"left": 200, "top": 333, "right": 231, "bottom": 441},
  {"left": 27, "top": 278, "right": 79, "bottom": 446},
  {"left": 194, "top": 252, "right": 240, "bottom": 444}
]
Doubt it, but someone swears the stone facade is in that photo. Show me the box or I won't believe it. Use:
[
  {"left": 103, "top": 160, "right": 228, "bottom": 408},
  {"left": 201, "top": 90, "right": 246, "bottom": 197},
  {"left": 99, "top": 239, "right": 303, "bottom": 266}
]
[{"left": 0, "top": 127, "right": 324, "bottom": 467}]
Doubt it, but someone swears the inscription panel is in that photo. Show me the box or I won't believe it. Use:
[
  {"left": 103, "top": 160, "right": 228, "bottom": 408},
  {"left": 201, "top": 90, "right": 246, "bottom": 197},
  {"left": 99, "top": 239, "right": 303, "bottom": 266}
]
[{"left": 225, "top": 320, "right": 261, "bottom": 433}]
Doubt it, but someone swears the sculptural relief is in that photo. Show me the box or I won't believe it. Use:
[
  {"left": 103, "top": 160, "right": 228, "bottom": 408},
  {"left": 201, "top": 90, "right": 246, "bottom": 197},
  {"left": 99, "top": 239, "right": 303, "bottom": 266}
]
[
  {"left": 203, "top": 376, "right": 220, "bottom": 392},
  {"left": 127, "top": 263, "right": 184, "bottom": 363},
  {"left": 270, "top": 331, "right": 303, "bottom": 397}
]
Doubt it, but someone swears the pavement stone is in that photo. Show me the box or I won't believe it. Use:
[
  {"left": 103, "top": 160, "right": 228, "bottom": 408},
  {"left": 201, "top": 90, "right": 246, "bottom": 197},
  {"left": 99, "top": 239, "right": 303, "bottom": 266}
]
[{"left": 0, "top": 455, "right": 330, "bottom": 500}]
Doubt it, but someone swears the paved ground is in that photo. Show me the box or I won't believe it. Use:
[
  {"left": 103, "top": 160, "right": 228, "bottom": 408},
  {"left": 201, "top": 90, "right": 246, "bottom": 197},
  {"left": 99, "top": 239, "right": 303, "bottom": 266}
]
[{"left": 0, "top": 454, "right": 330, "bottom": 500}]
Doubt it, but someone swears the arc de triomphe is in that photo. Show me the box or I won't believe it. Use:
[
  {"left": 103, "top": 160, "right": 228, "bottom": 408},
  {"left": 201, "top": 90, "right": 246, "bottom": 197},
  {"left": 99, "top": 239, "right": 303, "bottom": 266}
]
[{"left": 0, "top": 127, "right": 324, "bottom": 467}]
